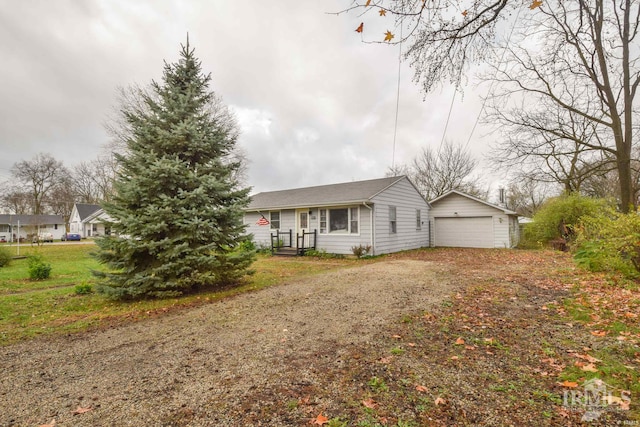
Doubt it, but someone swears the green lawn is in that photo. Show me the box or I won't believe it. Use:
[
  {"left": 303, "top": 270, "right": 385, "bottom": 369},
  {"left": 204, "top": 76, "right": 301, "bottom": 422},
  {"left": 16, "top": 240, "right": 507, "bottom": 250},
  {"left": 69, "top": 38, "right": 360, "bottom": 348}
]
[{"left": 0, "top": 244, "right": 358, "bottom": 345}]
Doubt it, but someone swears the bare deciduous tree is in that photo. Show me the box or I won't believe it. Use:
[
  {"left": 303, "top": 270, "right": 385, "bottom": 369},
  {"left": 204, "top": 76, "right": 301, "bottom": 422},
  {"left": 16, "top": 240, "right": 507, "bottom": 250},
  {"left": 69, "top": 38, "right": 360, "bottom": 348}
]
[
  {"left": 390, "top": 140, "right": 484, "bottom": 201},
  {"left": 11, "top": 153, "right": 70, "bottom": 215},
  {"left": 343, "top": 0, "right": 640, "bottom": 211}
]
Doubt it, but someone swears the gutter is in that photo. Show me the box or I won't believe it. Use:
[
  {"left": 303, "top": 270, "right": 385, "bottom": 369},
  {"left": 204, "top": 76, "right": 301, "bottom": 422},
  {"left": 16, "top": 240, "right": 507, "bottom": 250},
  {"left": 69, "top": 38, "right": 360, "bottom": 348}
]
[{"left": 362, "top": 202, "right": 374, "bottom": 255}]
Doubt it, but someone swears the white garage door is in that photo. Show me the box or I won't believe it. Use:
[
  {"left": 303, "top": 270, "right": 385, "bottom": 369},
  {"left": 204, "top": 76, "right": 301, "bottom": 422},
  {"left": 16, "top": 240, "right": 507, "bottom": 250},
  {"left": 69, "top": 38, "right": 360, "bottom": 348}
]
[{"left": 434, "top": 216, "right": 494, "bottom": 248}]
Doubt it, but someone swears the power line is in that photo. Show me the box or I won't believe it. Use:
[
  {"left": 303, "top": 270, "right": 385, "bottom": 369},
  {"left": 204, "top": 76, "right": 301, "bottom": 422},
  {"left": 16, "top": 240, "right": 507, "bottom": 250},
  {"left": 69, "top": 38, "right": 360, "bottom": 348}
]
[{"left": 391, "top": 25, "right": 403, "bottom": 170}]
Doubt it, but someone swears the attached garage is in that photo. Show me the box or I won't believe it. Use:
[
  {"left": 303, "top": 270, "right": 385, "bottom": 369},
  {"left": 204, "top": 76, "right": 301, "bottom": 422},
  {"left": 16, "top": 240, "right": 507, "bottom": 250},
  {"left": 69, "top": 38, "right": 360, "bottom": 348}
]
[
  {"left": 434, "top": 216, "right": 494, "bottom": 248},
  {"left": 429, "top": 190, "right": 520, "bottom": 249}
]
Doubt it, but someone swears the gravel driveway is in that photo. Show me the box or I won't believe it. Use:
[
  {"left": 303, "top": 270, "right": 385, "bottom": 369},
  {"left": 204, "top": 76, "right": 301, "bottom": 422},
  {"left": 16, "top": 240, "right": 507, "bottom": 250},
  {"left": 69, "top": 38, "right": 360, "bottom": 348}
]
[{"left": 0, "top": 259, "right": 458, "bottom": 426}]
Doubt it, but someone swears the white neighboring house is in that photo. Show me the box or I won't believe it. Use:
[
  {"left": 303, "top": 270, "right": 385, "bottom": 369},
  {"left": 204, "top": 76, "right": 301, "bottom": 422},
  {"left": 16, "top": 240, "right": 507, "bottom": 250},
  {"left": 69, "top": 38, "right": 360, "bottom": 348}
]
[
  {"left": 69, "top": 203, "right": 112, "bottom": 238},
  {"left": 0, "top": 214, "right": 65, "bottom": 242},
  {"left": 429, "top": 190, "right": 520, "bottom": 248},
  {"left": 244, "top": 176, "right": 431, "bottom": 255}
]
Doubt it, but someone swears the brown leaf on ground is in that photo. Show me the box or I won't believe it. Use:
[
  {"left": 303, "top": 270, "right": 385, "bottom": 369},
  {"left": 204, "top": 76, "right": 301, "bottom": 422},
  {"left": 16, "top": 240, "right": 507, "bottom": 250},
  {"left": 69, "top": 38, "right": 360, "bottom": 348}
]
[
  {"left": 72, "top": 406, "right": 92, "bottom": 415},
  {"left": 39, "top": 420, "right": 56, "bottom": 427},
  {"left": 455, "top": 337, "right": 465, "bottom": 345},
  {"left": 310, "top": 413, "right": 329, "bottom": 425},
  {"left": 362, "top": 398, "right": 378, "bottom": 409},
  {"left": 415, "top": 385, "right": 428, "bottom": 393},
  {"left": 435, "top": 397, "right": 446, "bottom": 405}
]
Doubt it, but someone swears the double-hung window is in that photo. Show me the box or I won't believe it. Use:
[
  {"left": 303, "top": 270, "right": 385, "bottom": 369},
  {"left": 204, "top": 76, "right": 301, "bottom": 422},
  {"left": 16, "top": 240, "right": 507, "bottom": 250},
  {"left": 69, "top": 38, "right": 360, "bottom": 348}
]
[
  {"left": 416, "top": 209, "right": 421, "bottom": 230},
  {"left": 270, "top": 211, "right": 281, "bottom": 230},
  {"left": 389, "top": 206, "right": 397, "bottom": 234}
]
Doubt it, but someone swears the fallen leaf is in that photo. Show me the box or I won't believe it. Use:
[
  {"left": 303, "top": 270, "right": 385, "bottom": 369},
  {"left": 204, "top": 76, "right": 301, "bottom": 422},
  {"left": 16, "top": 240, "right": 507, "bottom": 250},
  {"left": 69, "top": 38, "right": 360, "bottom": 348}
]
[
  {"left": 39, "top": 420, "right": 56, "bottom": 427},
  {"left": 559, "top": 380, "right": 579, "bottom": 388},
  {"left": 483, "top": 337, "right": 495, "bottom": 344},
  {"left": 362, "top": 398, "right": 378, "bottom": 409},
  {"left": 355, "top": 22, "right": 364, "bottom": 33},
  {"left": 434, "top": 397, "right": 446, "bottom": 405},
  {"left": 379, "top": 8, "right": 386, "bottom": 16},
  {"left": 529, "top": 0, "right": 543, "bottom": 9},
  {"left": 392, "top": 334, "right": 402, "bottom": 339},
  {"left": 581, "top": 363, "right": 598, "bottom": 372},
  {"left": 72, "top": 406, "right": 92, "bottom": 415},
  {"left": 415, "top": 385, "right": 428, "bottom": 392},
  {"left": 384, "top": 30, "right": 394, "bottom": 42},
  {"left": 378, "top": 356, "right": 393, "bottom": 364},
  {"left": 455, "top": 337, "right": 465, "bottom": 345},
  {"left": 450, "top": 355, "right": 459, "bottom": 360},
  {"left": 310, "top": 413, "right": 329, "bottom": 425},
  {"left": 590, "top": 330, "right": 607, "bottom": 337},
  {"left": 408, "top": 342, "right": 416, "bottom": 347}
]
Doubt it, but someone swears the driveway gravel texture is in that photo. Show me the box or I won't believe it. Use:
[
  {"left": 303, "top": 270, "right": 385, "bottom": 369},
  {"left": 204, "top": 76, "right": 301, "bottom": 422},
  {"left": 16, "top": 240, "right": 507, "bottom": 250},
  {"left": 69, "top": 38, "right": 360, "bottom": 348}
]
[{"left": 1, "top": 259, "right": 457, "bottom": 426}]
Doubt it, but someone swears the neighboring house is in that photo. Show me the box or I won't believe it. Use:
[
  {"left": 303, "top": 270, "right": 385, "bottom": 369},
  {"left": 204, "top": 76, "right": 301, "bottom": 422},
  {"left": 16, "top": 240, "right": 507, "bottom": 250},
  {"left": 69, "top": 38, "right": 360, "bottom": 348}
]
[
  {"left": 0, "top": 214, "right": 65, "bottom": 242},
  {"left": 429, "top": 190, "right": 520, "bottom": 248},
  {"left": 69, "top": 203, "right": 112, "bottom": 238},
  {"left": 244, "top": 176, "right": 430, "bottom": 255}
]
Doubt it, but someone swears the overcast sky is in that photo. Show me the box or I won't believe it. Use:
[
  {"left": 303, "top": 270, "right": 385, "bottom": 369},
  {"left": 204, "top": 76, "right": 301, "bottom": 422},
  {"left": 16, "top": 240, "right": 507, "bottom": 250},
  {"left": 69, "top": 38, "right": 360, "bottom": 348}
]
[{"left": 0, "top": 1, "right": 502, "bottom": 196}]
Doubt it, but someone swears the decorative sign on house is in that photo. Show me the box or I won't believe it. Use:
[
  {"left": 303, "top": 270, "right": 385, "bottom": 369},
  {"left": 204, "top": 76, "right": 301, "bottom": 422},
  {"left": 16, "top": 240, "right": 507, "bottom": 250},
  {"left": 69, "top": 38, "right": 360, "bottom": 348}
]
[{"left": 255, "top": 216, "right": 270, "bottom": 226}]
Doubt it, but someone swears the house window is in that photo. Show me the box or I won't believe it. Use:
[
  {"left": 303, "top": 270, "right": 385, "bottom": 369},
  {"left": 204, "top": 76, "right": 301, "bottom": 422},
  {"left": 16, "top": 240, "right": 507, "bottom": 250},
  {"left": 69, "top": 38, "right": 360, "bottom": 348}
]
[
  {"left": 416, "top": 209, "right": 421, "bottom": 230},
  {"left": 270, "top": 211, "right": 280, "bottom": 230},
  {"left": 330, "top": 208, "right": 348, "bottom": 232},
  {"left": 389, "top": 206, "right": 397, "bottom": 234},
  {"left": 319, "top": 209, "right": 327, "bottom": 233},
  {"left": 320, "top": 207, "right": 359, "bottom": 234},
  {"left": 350, "top": 207, "right": 358, "bottom": 234}
]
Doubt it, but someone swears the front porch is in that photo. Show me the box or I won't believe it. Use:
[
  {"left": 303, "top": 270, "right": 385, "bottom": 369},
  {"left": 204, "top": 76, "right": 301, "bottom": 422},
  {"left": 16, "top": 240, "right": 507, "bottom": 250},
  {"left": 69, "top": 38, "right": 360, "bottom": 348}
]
[{"left": 271, "top": 229, "right": 317, "bottom": 256}]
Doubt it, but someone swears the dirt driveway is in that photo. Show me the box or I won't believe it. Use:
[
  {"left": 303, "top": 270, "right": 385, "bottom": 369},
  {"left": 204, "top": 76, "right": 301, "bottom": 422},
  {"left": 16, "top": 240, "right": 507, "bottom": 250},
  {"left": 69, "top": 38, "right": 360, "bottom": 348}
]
[{"left": 0, "top": 259, "right": 457, "bottom": 426}]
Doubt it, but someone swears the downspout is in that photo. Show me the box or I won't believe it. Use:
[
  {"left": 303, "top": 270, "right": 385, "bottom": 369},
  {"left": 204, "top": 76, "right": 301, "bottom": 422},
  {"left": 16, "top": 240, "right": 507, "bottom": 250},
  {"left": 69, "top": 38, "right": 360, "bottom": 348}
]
[{"left": 363, "top": 202, "right": 374, "bottom": 255}]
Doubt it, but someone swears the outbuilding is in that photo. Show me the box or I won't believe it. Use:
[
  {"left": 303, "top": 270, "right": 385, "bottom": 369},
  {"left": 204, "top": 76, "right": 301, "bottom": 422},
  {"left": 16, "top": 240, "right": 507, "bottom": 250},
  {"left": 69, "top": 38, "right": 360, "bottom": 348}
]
[{"left": 429, "top": 190, "right": 520, "bottom": 248}]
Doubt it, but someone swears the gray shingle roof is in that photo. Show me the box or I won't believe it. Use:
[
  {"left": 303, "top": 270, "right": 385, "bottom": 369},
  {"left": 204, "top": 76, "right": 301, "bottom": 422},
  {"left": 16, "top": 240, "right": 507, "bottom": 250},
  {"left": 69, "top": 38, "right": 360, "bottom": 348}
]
[
  {"left": 75, "top": 203, "right": 102, "bottom": 220},
  {"left": 0, "top": 214, "right": 64, "bottom": 225},
  {"left": 246, "top": 176, "right": 406, "bottom": 210}
]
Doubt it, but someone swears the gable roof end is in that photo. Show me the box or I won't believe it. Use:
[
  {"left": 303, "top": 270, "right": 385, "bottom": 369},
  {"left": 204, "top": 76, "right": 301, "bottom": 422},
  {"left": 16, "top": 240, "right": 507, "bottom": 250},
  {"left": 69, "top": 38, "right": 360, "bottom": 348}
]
[{"left": 429, "top": 189, "right": 517, "bottom": 215}]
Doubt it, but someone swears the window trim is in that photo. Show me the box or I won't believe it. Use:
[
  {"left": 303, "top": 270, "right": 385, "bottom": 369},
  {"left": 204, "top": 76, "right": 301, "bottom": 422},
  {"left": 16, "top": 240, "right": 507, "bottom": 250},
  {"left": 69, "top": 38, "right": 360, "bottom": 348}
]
[{"left": 318, "top": 206, "right": 360, "bottom": 235}]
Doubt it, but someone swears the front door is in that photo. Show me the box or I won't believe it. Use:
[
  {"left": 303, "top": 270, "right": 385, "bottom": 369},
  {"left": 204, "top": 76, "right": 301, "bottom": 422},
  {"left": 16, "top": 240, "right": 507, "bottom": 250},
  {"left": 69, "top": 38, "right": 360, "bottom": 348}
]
[{"left": 296, "top": 208, "right": 309, "bottom": 249}]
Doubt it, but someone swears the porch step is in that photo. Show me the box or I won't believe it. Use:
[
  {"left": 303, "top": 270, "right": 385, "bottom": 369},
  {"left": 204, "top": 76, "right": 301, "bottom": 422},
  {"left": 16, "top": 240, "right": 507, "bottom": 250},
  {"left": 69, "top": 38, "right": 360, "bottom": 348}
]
[{"left": 273, "top": 247, "right": 300, "bottom": 257}]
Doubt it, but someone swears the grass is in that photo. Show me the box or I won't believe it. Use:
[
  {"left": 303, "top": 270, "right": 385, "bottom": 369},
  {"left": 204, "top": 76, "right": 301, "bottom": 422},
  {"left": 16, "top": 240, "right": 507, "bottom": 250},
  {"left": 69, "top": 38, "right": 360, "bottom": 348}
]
[{"left": 0, "top": 244, "right": 358, "bottom": 345}]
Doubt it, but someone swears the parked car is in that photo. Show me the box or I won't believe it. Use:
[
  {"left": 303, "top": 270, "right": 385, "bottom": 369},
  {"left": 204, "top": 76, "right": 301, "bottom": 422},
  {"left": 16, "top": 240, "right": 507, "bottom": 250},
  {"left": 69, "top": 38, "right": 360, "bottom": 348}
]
[
  {"left": 61, "top": 233, "right": 82, "bottom": 241},
  {"left": 33, "top": 232, "right": 54, "bottom": 243}
]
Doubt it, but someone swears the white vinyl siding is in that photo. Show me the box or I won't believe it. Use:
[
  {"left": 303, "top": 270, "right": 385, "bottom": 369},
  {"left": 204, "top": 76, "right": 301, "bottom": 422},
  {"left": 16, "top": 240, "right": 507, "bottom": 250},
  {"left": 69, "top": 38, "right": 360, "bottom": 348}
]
[{"left": 370, "top": 178, "right": 430, "bottom": 255}]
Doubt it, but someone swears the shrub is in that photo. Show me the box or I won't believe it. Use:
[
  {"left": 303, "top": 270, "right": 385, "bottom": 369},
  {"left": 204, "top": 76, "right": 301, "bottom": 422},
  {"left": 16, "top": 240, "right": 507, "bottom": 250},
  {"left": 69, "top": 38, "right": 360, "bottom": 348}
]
[
  {"left": 574, "top": 208, "right": 640, "bottom": 279},
  {"left": 522, "top": 194, "right": 611, "bottom": 248},
  {"left": 27, "top": 255, "right": 52, "bottom": 280},
  {"left": 351, "top": 244, "right": 372, "bottom": 258},
  {"left": 74, "top": 283, "right": 93, "bottom": 295},
  {"left": 0, "top": 246, "right": 11, "bottom": 267}
]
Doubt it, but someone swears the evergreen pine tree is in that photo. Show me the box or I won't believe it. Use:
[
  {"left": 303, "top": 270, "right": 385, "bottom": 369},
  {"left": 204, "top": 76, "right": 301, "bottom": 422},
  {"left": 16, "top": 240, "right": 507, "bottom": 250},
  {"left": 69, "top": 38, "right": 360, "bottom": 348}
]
[{"left": 94, "top": 40, "right": 254, "bottom": 299}]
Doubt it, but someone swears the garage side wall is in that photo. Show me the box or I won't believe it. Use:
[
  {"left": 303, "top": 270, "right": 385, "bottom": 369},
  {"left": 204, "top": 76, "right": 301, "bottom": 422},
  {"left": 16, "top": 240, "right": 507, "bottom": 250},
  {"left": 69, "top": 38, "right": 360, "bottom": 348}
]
[{"left": 430, "top": 193, "right": 512, "bottom": 248}]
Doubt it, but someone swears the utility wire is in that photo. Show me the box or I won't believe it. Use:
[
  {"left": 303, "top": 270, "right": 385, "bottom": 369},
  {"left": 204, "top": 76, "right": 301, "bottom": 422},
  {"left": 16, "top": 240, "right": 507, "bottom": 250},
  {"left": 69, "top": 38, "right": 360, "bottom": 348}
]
[{"left": 391, "top": 25, "right": 403, "bottom": 170}]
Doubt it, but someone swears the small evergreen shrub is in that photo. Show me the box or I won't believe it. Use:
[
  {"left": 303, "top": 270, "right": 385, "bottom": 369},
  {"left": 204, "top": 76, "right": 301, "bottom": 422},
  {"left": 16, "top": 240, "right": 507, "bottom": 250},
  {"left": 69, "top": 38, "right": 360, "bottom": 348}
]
[
  {"left": 0, "top": 246, "right": 11, "bottom": 267},
  {"left": 28, "top": 255, "right": 52, "bottom": 280},
  {"left": 74, "top": 283, "right": 93, "bottom": 295}
]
